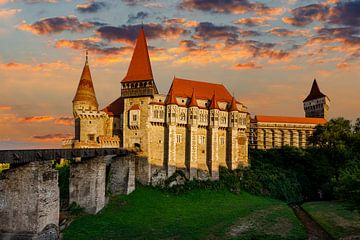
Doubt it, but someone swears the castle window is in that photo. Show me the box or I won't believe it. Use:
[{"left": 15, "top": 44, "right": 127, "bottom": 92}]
[
  {"left": 180, "top": 112, "right": 186, "bottom": 121},
  {"left": 132, "top": 114, "right": 137, "bottom": 121},
  {"left": 220, "top": 136, "right": 225, "bottom": 145},
  {"left": 154, "top": 110, "right": 159, "bottom": 118},
  {"left": 176, "top": 134, "right": 182, "bottom": 143},
  {"left": 88, "top": 134, "right": 95, "bottom": 141},
  {"left": 199, "top": 135, "right": 205, "bottom": 144}
]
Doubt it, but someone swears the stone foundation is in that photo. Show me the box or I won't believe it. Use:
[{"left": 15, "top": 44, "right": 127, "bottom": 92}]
[
  {"left": 109, "top": 156, "right": 135, "bottom": 195},
  {"left": 69, "top": 157, "right": 106, "bottom": 214},
  {"left": 0, "top": 161, "right": 59, "bottom": 239}
]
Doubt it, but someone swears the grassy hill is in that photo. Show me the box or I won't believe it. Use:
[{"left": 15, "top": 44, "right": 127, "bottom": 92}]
[{"left": 63, "top": 186, "right": 306, "bottom": 240}]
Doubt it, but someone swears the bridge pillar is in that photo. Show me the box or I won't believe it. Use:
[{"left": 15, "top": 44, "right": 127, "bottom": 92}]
[
  {"left": 109, "top": 156, "right": 136, "bottom": 195},
  {"left": 0, "top": 161, "right": 59, "bottom": 239},
  {"left": 69, "top": 156, "right": 106, "bottom": 214}
]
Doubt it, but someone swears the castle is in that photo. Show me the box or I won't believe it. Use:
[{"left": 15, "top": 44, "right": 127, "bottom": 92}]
[
  {"left": 63, "top": 28, "right": 250, "bottom": 183},
  {"left": 63, "top": 27, "right": 329, "bottom": 182}
]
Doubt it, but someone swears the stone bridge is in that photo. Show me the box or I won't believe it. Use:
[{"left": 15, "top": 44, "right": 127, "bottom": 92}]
[{"left": 0, "top": 148, "right": 138, "bottom": 239}]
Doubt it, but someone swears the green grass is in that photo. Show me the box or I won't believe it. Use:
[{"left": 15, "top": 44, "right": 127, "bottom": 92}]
[
  {"left": 63, "top": 186, "right": 306, "bottom": 240},
  {"left": 302, "top": 201, "right": 360, "bottom": 239}
]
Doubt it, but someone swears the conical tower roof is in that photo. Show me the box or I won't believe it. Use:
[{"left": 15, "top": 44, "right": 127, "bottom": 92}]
[
  {"left": 121, "top": 27, "right": 154, "bottom": 83},
  {"left": 165, "top": 87, "right": 178, "bottom": 105},
  {"left": 229, "top": 96, "right": 238, "bottom": 111},
  {"left": 209, "top": 92, "right": 219, "bottom": 109},
  {"left": 303, "top": 79, "right": 326, "bottom": 102},
  {"left": 188, "top": 88, "right": 198, "bottom": 107},
  {"left": 73, "top": 52, "right": 99, "bottom": 109}
]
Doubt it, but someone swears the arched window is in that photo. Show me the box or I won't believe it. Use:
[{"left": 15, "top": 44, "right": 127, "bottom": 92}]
[
  {"left": 155, "top": 110, "right": 159, "bottom": 118},
  {"left": 180, "top": 112, "right": 186, "bottom": 121}
]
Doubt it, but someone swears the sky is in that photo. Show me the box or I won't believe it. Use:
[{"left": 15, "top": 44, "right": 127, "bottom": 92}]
[{"left": 0, "top": 0, "right": 359, "bottom": 149}]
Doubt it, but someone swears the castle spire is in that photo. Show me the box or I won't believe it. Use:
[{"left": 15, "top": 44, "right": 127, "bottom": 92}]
[
  {"left": 121, "top": 27, "right": 153, "bottom": 83},
  {"left": 303, "top": 78, "right": 326, "bottom": 102},
  {"left": 73, "top": 52, "right": 99, "bottom": 110},
  {"left": 188, "top": 88, "right": 198, "bottom": 107},
  {"left": 209, "top": 92, "right": 219, "bottom": 109},
  {"left": 229, "top": 95, "right": 238, "bottom": 111}
]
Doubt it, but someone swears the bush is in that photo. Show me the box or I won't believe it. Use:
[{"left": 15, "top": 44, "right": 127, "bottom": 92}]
[
  {"left": 56, "top": 161, "right": 70, "bottom": 203},
  {"left": 333, "top": 158, "right": 360, "bottom": 205},
  {"left": 240, "top": 161, "right": 303, "bottom": 203}
]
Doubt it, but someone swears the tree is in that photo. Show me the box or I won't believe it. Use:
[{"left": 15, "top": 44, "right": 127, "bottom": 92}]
[{"left": 354, "top": 118, "right": 360, "bottom": 133}]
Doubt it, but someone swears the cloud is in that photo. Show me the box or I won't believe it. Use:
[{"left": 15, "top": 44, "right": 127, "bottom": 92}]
[
  {"left": 233, "top": 62, "right": 262, "bottom": 70},
  {"left": 0, "top": 105, "right": 11, "bottom": 110},
  {"left": 193, "top": 22, "right": 238, "bottom": 43},
  {"left": 328, "top": 1, "right": 360, "bottom": 27},
  {"left": 127, "top": 11, "right": 149, "bottom": 23},
  {"left": 55, "top": 38, "right": 132, "bottom": 56},
  {"left": 18, "top": 16, "right": 97, "bottom": 35},
  {"left": 96, "top": 23, "right": 187, "bottom": 44},
  {"left": 22, "top": 0, "right": 58, "bottom": 3},
  {"left": 32, "top": 133, "right": 73, "bottom": 141},
  {"left": 0, "top": 61, "right": 71, "bottom": 71},
  {"left": 233, "top": 16, "right": 273, "bottom": 26},
  {"left": 282, "top": 3, "right": 329, "bottom": 27},
  {"left": 0, "top": 8, "right": 21, "bottom": 18},
  {"left": 17, "top": 116, "right": 55, "bottom": 123},
  {"left": 54, "top": 116, "right": 73, "bottom": 125},
  {"left": 178, "top": 0, "right": 283, "bottom": 15},
  {"left": 267, "top": 28, "right": 309, "bottom": 37},
  {"left": 336, "top": 62, "right": 360, "bottom": 70},
  {"left": 76, "top": 1, "right": 107, "bottom": 13},
  {"left": 162, "top": 18, "right": 199, "bottom": 28}
]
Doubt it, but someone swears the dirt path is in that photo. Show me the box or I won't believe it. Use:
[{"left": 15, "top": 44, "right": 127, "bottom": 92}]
[{"left": 291, "top": 204, "right": 334, "bottom": 240}]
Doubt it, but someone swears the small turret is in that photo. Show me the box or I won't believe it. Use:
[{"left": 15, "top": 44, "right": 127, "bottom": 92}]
[
  {"left": 209, "top": 92, "right": 219, "bottom": 127},
  {"left": 228, "top": 96, "right": 239, "bottom": 128},
  {"left": 73, "top": 51, "right": 99, "bottom": 115},
  {"left": 188, "top": 89, "right": 199, "bottom": 126},
  {"left": 165, "top": 87, "right": 178, "bottom": 124}
]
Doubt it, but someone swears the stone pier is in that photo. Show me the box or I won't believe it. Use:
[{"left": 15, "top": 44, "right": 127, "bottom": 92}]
[
  {"left": 109, "top": 156, "right": 136, "bottom": 195},
  {"left": 69, "top": 156, "right": 106, "bottom": 214},
  {"left": 0, "top": 161, "right": 59, "bottom": 239}
]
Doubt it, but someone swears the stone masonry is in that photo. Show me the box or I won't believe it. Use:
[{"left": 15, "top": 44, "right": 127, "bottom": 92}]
[
  {"left": 69, "top": 157, "right": 107, "bottom": 214},
  {"left": 0, "top": 161, "right": 59, "bottom": 239}
]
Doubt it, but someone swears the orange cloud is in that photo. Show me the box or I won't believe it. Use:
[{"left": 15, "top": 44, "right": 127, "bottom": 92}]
[
  {"left": 54, "top": 116, "right": 73, "bottom": 125},
  {"left": 233, "top": 62, "right": 262, "bottom": 70},
  {"left": 233, "top": 16, "right": 273, "bottom": 26},
  {"left": 32, "top": 133, "right": 73, "bottom": 142},
  {"left": 0, "top": 61, "right": 71, "bottom": 71},
  {"left": 336, "top": 62, "right": 360, "bottom": 70},
  {"left": 18, "top": 16, "right": 96, "bottom": 35},
  {"left": 0, "top": 105, "right": 11, "bottom": 110},
  {"left": 0, "top": 8, "right": 21, "bottom": 18},
  {"left": 18, "top": 116, "right": 55, "bottom": 123},
  {"left": 267, "top": 28, "right": 309, "bottom": 37}
]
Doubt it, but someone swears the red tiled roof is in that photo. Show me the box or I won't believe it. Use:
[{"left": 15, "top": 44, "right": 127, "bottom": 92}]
[
  {"left": 102, "top": 97, "right": 124, "bottom": 116},
  {"left": 73, "top": 57, "right": 99, "bottom": 108},
  {"left": 165, "top": 87, "right": 178, "bottom": 105},
  {"left": 129, "top": 104, "right": 140, "bottom": 110},
  {"left": 169, "top": 77, "right": 233, "bottom": 103},
  {"left": 303, "top": 79, "right": 326, "bottom": 102},
  {"left": 121, "top": 28, "right": 153, "bottom": 83},
  {"left": 255, "top": 115, "right": 327, "bottom": 124}
]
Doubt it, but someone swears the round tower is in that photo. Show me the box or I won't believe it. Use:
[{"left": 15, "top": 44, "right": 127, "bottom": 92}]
[{"left": 73, "top": 51, "right": 99, "bottom": 116}]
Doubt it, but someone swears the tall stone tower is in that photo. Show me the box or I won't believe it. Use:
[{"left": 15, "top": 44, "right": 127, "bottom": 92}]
[
  {"left": 71, "top": 52, "right": 110, "bottom": 146},
  {"left": 120, "top": 27, "right": 158, "bottom": 98},
  {"left": 303, "top": 79, "right": 330, "bottom": 120}
]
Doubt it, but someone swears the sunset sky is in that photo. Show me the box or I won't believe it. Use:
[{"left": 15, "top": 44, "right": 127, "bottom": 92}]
[{"left": 0, "top": 0, "right": 359, "bottom": 149}]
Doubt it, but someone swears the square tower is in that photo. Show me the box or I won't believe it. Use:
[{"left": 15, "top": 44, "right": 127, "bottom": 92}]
[{"left": 303, "top": 79, "right": 330, "bottom": 120}]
